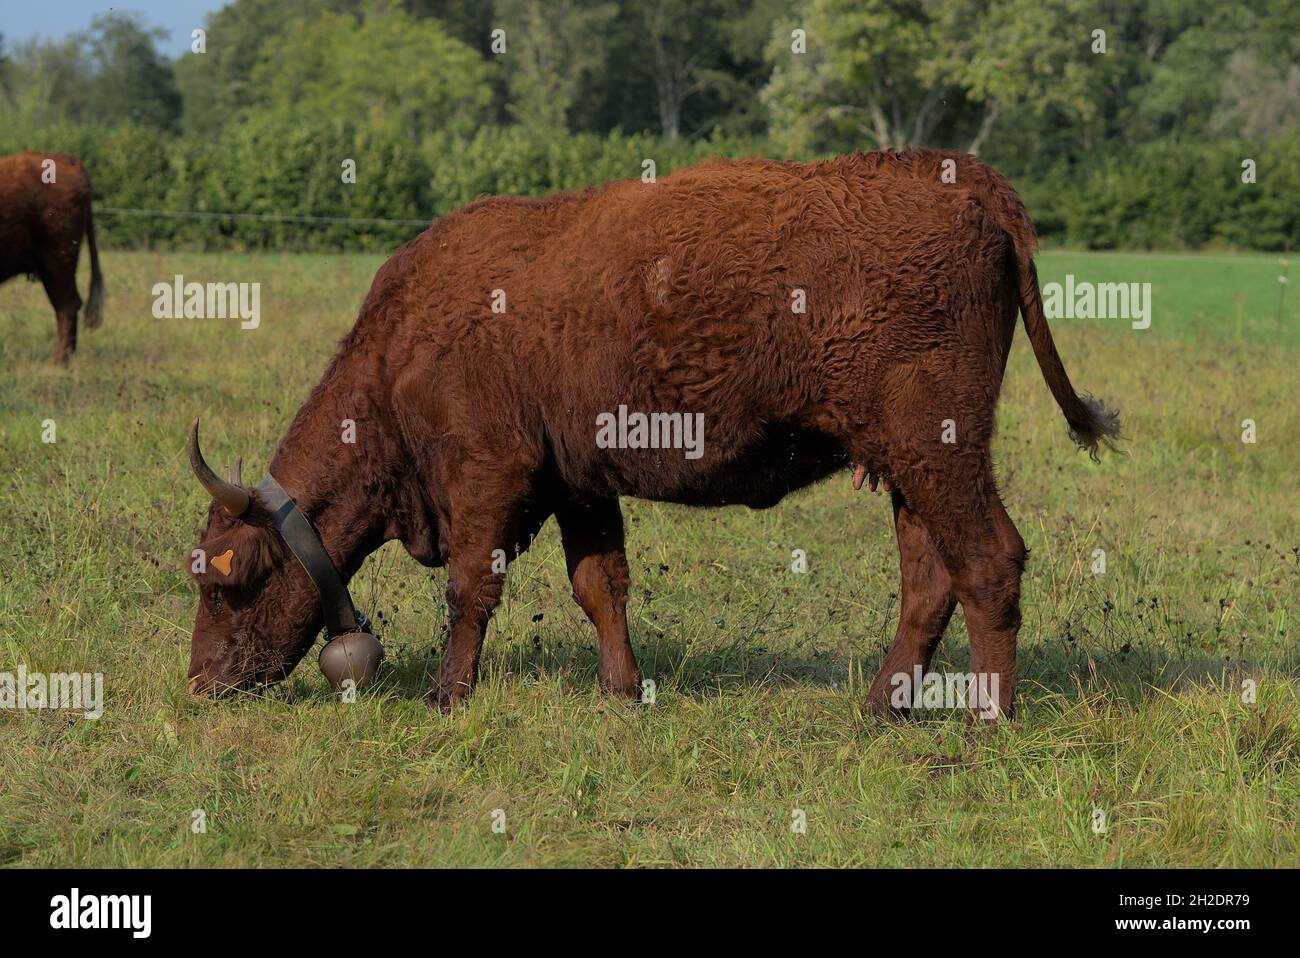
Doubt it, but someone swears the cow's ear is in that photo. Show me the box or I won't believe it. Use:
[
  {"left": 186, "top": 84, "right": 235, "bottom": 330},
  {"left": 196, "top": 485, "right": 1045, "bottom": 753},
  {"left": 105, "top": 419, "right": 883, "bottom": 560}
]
[{"left": 191, "top": 521, "right": 277, "bottom": 590}]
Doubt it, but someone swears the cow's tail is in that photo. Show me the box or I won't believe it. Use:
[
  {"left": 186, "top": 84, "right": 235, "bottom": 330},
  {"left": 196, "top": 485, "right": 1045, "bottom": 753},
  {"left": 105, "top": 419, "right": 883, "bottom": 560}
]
[
  {"left": 84, "top": 203, "right": 104, "bottom": 329},
  {"left": 968, "top": 154, "right": 1120, "bottom": 460},
  {"left": 1013, "top": 253, "right": 1119, "bottom": 460}
]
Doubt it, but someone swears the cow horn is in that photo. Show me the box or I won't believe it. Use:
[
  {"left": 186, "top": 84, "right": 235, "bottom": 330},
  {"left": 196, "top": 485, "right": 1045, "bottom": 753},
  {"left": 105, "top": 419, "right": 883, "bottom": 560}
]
[{"left": 188, "top": 418, "right": 250, "bottom": 516}]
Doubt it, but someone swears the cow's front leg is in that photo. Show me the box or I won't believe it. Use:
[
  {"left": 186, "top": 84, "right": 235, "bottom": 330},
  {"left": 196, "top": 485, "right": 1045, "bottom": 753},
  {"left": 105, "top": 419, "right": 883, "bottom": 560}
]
[
  {"left": 429, "top": 488, "right": 544, "bottom": 712},
  {"left": 555, "top": 497, "right": 641, "bottom": 698},
  {"left": 429, "top": 548, "right": 502, "bottom": 711}
]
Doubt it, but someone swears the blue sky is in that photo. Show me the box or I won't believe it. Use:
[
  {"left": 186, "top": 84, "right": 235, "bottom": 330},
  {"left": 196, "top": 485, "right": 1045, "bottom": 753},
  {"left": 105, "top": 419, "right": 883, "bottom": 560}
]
[{"left": 2, "top": 1, "right": 225, "bottom": 57}]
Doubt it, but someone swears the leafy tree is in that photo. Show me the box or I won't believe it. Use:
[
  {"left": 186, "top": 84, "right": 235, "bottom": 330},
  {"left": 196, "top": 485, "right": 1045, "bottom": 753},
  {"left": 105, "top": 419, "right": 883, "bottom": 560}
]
[
  {"left": 174, "top": 0, "right": 360, "bottom": 133},
  {"left": 761, "top": 0, "right": 947, "bottom": 155},
  {"left": 250, "top": 7, "right": 493, "bottom": 143},
  {"left": 1, "top": 35, "right": 91, "bottom": 126},
  {"left": 929, "top": 0, "right": 1101, "bottom": 155},
  {"left": 1131, "top": 0, "right": 1300, "bottom": 140},
  {"left": 761, "top": 0, "right": 1105, "bottom": 157},
  {"left": 636, "top": 0, "right": 737, "bottom": 140},
  {"left": 0, "top": 14, "right": 181, "bottom": 128},
  {"left": 82, "top": 12, "right": 182, "bottom": 129},
  {"left": 495, "top": 0, "right": 617, "bottom": 133},
  {"left": 404, "top": 0, "right": 499, "bottom": 53},
  {"left": 1213, "top": 52, "right": 1300, "bottom": 140},
  {"left": 176, "top": 0, "right": 492, "bottom": 142}
]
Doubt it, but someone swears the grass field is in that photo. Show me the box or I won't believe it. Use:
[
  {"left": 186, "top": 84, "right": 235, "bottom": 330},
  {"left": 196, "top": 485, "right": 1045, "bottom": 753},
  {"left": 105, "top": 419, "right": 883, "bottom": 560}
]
[{"left": 1, "top": 248, "right": 1297, "bottom": 867}]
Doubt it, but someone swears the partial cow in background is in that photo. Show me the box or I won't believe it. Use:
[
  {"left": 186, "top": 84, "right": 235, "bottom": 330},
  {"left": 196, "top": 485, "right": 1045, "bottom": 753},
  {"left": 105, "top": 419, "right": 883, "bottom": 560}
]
[{"left": 0, "top": 151, "right": 104, "bottom": 363}]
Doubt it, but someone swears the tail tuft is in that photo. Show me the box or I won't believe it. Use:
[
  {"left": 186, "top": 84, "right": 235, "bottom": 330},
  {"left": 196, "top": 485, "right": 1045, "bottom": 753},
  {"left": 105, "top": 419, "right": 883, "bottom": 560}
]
[
  {"left": 85, "top": 277, "right": 103, "bottom": 328},
  {"left": 1067, "top": 394, "right": 1122, "bottom": 463}
]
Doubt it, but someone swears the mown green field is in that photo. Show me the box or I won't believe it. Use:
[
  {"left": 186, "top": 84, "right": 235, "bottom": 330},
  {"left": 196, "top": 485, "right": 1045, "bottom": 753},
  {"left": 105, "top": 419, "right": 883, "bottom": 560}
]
[{"left": 1, "top": 248, "right": 1296, "bottom": 867}]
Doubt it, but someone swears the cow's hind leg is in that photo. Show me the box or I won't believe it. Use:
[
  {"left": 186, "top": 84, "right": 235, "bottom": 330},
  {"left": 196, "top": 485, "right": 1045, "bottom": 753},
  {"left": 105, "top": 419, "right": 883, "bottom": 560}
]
[
  {"left": 555, "top": 497, "right": 641, "bottom": 698},
  {"left": 897, "top": 462, "right": 1025, "bottom": 721},
  {"left": 40, "top": 270, "right": 81, "bottom": 365},
  {"left": 867, "top": 487, "right": 957, "bottom": 717},
  {"left": 429, "top": 483, "right": 548, "bottom": 712},
  {"left": 965, "top": 493, "right": 1028, "bottom": 720}
]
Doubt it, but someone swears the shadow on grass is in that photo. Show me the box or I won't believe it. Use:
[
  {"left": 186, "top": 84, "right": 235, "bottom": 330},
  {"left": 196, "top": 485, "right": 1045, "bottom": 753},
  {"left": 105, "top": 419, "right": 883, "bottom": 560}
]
[{"left": 282, "top": 624, "right": 1299, "bottom": 711}]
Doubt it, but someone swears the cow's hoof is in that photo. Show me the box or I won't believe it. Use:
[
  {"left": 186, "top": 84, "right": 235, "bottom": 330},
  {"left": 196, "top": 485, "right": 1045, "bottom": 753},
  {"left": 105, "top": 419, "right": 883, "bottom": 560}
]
[
  {"left": 599, "top": 672, "right": 643, "bottom": 701},
  {"left": 966, "top": 708, "right": 1017, "bottom": 727},
  {"left": 425, "top": 691, "right": 457, "bottom": 714},
  {"left": 867, "top": 699, "right": 910, "bottom": 722},
  {"left": 865, "top": 684, "right": 910, "bottom": 722},
  {"left": 426, "top": 680, "right": 471, "bottom": 713}
]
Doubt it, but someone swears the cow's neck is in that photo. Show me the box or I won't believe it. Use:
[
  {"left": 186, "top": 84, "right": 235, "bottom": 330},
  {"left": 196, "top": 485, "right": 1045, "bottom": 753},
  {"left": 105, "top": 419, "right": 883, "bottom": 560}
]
[{"left": 263, "top": 359, "right": 404, "bottom": 582}]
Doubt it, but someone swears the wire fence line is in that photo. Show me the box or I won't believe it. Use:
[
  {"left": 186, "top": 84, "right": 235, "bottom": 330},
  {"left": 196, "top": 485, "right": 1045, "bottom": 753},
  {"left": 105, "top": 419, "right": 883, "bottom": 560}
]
[{"left": 97, "top": 206, "right": 435, "bottom": 227}]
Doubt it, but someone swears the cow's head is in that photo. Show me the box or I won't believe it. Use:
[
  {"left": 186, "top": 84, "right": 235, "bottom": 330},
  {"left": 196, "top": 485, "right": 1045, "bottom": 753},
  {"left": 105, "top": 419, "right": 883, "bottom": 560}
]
[{"left": 185, "top": 420, "right": 320, "bottom": 695}]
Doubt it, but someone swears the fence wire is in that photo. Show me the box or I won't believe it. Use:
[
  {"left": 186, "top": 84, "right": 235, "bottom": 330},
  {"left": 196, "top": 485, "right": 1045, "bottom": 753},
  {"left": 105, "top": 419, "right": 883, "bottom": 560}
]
[{"left": 97, "top": 206, "right": 433, "bottom": 227}]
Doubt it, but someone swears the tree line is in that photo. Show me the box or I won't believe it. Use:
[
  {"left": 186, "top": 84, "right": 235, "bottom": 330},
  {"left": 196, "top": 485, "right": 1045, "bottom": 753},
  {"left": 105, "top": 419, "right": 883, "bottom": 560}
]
[{"left": 2, "top": 0, "right": 1297, "bottom": 251}]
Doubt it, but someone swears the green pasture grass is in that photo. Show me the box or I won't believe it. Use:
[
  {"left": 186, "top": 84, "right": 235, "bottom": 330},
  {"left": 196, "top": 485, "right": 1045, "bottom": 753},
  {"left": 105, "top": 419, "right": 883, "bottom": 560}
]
[
  {"left": 0, "top": 249, "right": 1296, "bottom": 867},
  {"left": 1036, "top": 249, "right": 1298, "bottom": 346}
]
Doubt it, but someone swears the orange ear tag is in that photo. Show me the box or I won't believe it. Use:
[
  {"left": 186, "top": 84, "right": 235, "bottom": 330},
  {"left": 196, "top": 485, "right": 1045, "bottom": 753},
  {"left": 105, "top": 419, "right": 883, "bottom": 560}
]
[{"left": 211, "top": 549, "right": 235, "bottom": 576}]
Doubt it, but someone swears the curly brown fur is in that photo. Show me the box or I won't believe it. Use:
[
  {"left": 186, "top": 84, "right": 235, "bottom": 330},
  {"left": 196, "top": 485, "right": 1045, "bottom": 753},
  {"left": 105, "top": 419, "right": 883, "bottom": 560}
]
[{"left": 186, "top": 149, "right": 1117, "bottom": 721}]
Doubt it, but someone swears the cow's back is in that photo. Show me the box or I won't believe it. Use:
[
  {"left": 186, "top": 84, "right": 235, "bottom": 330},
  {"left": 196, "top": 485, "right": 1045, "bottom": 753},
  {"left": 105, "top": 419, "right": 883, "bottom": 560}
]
[
  {"left": 375, "top": 151, "right": 1020, "bottom": 505},
  {"left": 0, "top": 152, "right": 93, "bottom": 283}
]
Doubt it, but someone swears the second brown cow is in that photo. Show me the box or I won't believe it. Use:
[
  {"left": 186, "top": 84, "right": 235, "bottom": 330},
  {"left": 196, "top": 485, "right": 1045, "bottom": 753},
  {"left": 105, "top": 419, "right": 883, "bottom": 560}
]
[
  {"left": 0, "top": 151, "right": 104, "bottom": 363},
  {"left": 184, "top": 148, "right": 1119, "bottom": 720}
]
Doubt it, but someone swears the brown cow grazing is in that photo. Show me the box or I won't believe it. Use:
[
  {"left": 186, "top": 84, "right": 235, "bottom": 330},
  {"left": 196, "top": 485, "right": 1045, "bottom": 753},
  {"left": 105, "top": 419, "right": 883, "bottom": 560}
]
[
  {"left": 0, "top": 151, "right": 105, "bottom": 363},
  {"left": 185, "top": 149, "right": 1118, "bottom": 720}
]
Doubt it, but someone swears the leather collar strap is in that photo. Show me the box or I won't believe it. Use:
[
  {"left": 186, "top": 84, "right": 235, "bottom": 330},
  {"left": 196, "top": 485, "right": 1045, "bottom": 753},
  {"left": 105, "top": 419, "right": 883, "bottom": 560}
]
[{"left": 255, "top": 475, "right": 360, "bottom": 637}]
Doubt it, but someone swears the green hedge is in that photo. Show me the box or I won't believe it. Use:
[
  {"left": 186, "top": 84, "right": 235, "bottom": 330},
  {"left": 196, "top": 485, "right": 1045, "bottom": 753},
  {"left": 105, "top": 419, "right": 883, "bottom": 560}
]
[
  {"left": 4, "top": 116, "right": 436, "bottom": 251},
  {"left": 5, "top": 117, "right": 1297, "bottom": 253},
  {"left": 427, "top": 126, "right": 758, "bottom": 214},
  {"left": 1018, "top": 133, "right": 1300, "bottom": 251}
]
